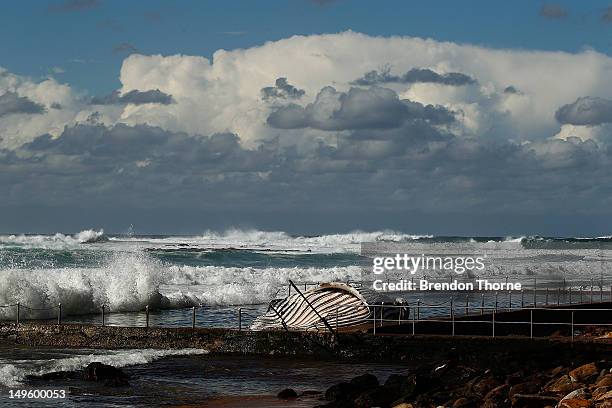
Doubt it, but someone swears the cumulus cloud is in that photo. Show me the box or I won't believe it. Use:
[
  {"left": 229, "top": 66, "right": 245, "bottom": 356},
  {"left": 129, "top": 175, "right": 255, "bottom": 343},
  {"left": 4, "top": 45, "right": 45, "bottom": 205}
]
[
  {"left": 3, "top": 32, "right": 612, "bottom": 231},
  {"left": 267, "top": 86, "right": 454, "bottom": 130},
  {"left": 261, "top": 78, "right": 305, "bottom": 100},
  {"left": 0, "top": 92, "right": 45, "bottom": 117},
  {"left": 90, "top": 89, "right": 175, "bottom": 105},
  {"left": 539, "top": 4, "right": 568, "bottom": 19},
  {"left": 352, "top": 67, "right": 476, "bottom": 86},
  {"left": 555, "top": 96, "right": 612, "bottom": 126}
]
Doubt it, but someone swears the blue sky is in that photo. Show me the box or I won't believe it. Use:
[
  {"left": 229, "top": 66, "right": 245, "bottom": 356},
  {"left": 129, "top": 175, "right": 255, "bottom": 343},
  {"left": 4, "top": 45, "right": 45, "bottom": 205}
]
[{"left": 2, "top": 0, "right": 612, "bottom": 95}]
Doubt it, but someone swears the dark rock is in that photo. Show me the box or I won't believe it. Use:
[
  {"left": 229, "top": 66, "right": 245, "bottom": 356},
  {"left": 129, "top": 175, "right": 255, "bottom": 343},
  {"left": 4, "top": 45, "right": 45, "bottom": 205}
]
[
  {"left": 82, "top": 362, "right": 129, "bottom": 387},
  {"left": 325, "top": 382, "right": 356, "bottom": 401},
  {"left": 300, "top": 390, "right": 322, "bottom": 396},
  {"left": 509, "top": 381, "right": 541, "bottom": 401},
  {"left": 383, "top": 374, "right": 416, "bottom": 397},
  {"left": 277, "top": 388, "right": 298, "bottom": 399},
  {"left": 482, "top": 384, "right": 510, "bottom": 408},
  {"left": 353, "top": 386, "right": 394, "bottom": 408},
  {"left": 511, "top": 393, "right": 559, "bottom": 407},
  {"left": 349, "top": 373, "right": 379, "bottom": 391}
]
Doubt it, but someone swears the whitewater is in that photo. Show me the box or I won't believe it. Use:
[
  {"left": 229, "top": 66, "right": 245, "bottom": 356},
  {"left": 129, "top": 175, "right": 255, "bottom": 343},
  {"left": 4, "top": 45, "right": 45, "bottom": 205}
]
[{"left": 0, "top": 228, "right": 611, "bottom": 323}]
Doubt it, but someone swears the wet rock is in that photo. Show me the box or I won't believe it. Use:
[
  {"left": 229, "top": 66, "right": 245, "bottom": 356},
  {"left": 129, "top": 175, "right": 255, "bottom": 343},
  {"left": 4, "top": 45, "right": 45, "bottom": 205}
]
[
  {"left": 325, "top": 382, "right": 356, "bottom": 401},
  {"left": 472, "top": 376, "right": 499, "bottom": 397},
  {"left": 482, "top": 384, "right": 510, "bottom": 408},
  {"left": 510, "top": 394, "right": 559, "bottom": 407},
  {"left": 277, "top": 388, "right": 298, "bottom": 399},
  {"left": 300, "top": 390, "right": 322, "bottom": 396},
  {"left": 353, "top": 386, "right": 394, "bottom": 408},
  {"left": 594, "top": 389, "right": 612, "bottom": 402},
  {"left": 82, "top": 362, "right": 129, "bottom": 387},
  {"left": 509, "top": 381, "right": 541, "bottom": 402},
  {"left": 569, "top": 363, "right": 598, "bottom": 383},
  {"left": 350, "top": 373, "right": 379, "bottom": 391},
  {"left": 592, "top": 386, "right": 611, "bottom": 399},
  {"left": 452, "top": 396, "right": 479, "bottom": 407},
  {"left": 557, "top": 399, "right": 591, "bottom": 408},
  {"left": 596, "top": 375, "right": 612, "bottom": 388},
  {"left": 384, "top": 374, "right": 416, "bottom": 397},
  {"left": 545, "top": 375, "right": 579, "bottom": 395},
  {"left": 560, "top": 388, "right": 590, "bottom": 401}
]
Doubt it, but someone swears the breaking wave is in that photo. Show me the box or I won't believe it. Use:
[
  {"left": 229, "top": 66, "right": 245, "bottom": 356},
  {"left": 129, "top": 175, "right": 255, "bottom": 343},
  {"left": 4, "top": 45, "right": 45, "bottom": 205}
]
[
  {"left": 0, "top": 229, "right": 108, "bottom": 249},
  {"left": 0, "top": 348, "right": 207, "bottom": 387}
]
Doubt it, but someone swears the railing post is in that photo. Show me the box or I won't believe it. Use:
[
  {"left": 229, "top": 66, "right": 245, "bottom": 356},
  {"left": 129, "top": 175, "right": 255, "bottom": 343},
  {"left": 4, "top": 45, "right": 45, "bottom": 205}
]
[
  {"left": 521, "top": 290, "right": 524, "bottom": 308},
  {"left": 411, "top": 306, "right": 415, "bottom": 336},
  {"left": 416, "top": 300, "right": 420, "bottom": 321},
  {"left": 465, "top": 294, "right": 469, "bottom": 316},
  {"left": 494, "top": 292, "right": 498, "bottom": 313},
  {"left": 530, "top": 309, "right": 533, "bottom": 338},
  {"left": 380, "top": 302, "right": 384, "bottom": 327},
  {"left": 16, "top": 302, "right": 20, "bottom": 325},
  {"left": 288, "top": 284, "right": 291, "bottom": 297},
  {"left": 449, "top": 297, "right": 453, "bottom": 319},
  {"left": 238, "top": 307, "right": 242, "bottom": 331},
  {"left": 590, "top": 279, "right": 593, "bottom": 304},
  {"left": 373, "top": 306, "right": 376, "bottom": 335},
  {"left": 451, "top": 306, "right": 455, "bottom": 336},
  {"left": 509, "top": 292, "right": 512, "bottom": 310},
  {"left": 571, "top": 311, "right": 574, "bottom": 342},
  {"left": 57, "top": 303, "right": 62, "bottom": 325},
  {"left": 192, "top": 306, "right": 196, "bottom": 329},
  {"left": 145, "top": 305, "right": 149, "bottom": 328},
  {"left": 480, "top": 294, "right": 485, "bottom": 315},
  {"left": 101, "top": 305, "right": 105, "bottom": 327}
]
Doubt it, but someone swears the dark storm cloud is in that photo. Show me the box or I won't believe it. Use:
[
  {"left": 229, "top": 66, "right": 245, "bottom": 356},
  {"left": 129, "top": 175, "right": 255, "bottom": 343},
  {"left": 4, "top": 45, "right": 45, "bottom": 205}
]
[
  {"left": 0, "top": 92, "right": 45, "bottom": 117},
  {"left": 555, "top": 96, "right": 612, "bottom": 126},
  {"left": 539, "top": 4, "right": 568, "bottom": 19},
  {"left": 261, "top": 78, "right": 305, "bottom": 100},
  {"left": 352, "top": 67, "right": 476, "bottom": 86},
  {"left": 48, "top": 0, "right": 100, "bottom": 12},
  {"left": 90, "top": 89, "right": 175, "bottom": 105},
  {"left": 267, "top": 86, "right": 454, "bottom": 130},
  {"left": 3, "top": 120, "right": 612, "bottom": 231}
]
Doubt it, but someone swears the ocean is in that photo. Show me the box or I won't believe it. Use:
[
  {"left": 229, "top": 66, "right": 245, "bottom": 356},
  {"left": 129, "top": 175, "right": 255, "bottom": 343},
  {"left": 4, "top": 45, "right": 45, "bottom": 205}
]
[{"left": 0, "top": 229, "right": 610, "bottom": 405}]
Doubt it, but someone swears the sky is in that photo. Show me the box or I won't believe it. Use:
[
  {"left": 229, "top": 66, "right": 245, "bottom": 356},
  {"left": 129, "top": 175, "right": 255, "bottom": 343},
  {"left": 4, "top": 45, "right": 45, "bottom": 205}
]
[{"left": 3, "top": 0, "right": 612, "bottom": 235}]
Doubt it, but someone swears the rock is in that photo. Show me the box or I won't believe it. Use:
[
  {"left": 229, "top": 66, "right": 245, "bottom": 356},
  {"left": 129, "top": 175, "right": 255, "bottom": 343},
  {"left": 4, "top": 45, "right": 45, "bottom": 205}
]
[
  {"left": 593, "top": 386, "right": 611, "bottom": 399},
  {"left": 325, "top": 382, "right": 356, "bottom": 401},
  {"left": 557, "top": 399, "right": 591, "bottom": 408},
  {"left": 510, "top": 394, "right": 559, "bottom": 407},
  {"left": 509, "top": 381, "right": 541, "bottom": 401},
  {"left": 384, "top": 374, "right": 416, "bottom": 397},
  {"left": 594, "top": 390, "right": 612, "bottom": 402},
  {"left": 350, "top": 373, "right": 379, "bottom": 391},
  {"left": 452, "top": 396, "right": 479, "bottom": 407},
  {"left": 391, "top": 404, "right": 413, "bottom": 408},
  {"left": 353, "top": 386, "right": 394, "bottom": 408},
  {"left": 482, "top": 384, "right": 510, "bottom": 408},
  {"left": 300, "top": 390, "right": 322, "bottom": 396},
  {"left": 596, "top": 375, "right": 612, "bottom": 388},
  {"left": 545, "top": 375, "right": 579, "bottom": 395},
  {"left": 82, "top": 362, "right": 129, "bottom": 387},
  {"left": 472, "top": 376, "right": 499, "bottom": 397},
  {"left": 560, "top": 388, "right": 590, "bottom": 401},
  {"left": 569, "top": 364, "right": 598, "bottom": 383},
  {"left": 277, "top": 388, "right": 298, "bottom": 399}
]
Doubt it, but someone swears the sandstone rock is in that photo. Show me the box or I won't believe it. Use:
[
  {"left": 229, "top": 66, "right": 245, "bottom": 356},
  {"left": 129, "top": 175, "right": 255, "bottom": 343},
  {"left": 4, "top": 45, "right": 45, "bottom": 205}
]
[
  {"left": 569, "top": 364, "right": 598, "bottom": 383},
  {"left": 509, "top": 393, "right": 558, "bottom": 407},
  {"left": 546, "top": 375, "right": 580, "bottom": 395},
  {"left": 593, "top": 387, "right": 611, "bottom": 399},
  {"left": 595, "top": 390, "right": 612, "bottom": 402},
  {"left": 596, "top": 375, "right": 612, "bottom": 388},
  {"left": 509, "top": 381, "right": 541, "bottom": 401},
  {"left": 451, "top": 396, "right": 479, "bottom": 407},
  {"left": 557, "top": 398, "right": 591, "bottom": 408},
  {"left": 561, "top": 388, "right": 590, "bottom": 401},
  {"left": 277, "top": 388, "right": 298, "bottom": 399},
  {"left": 482, "top": 384, "right": 510, "bottom": 408}
]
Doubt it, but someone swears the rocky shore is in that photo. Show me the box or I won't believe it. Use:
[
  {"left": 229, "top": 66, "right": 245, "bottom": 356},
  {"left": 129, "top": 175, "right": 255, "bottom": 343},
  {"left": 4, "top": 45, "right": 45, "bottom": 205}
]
[{"left": 294, "top": 359, "right": 612, "bottom": 407}]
